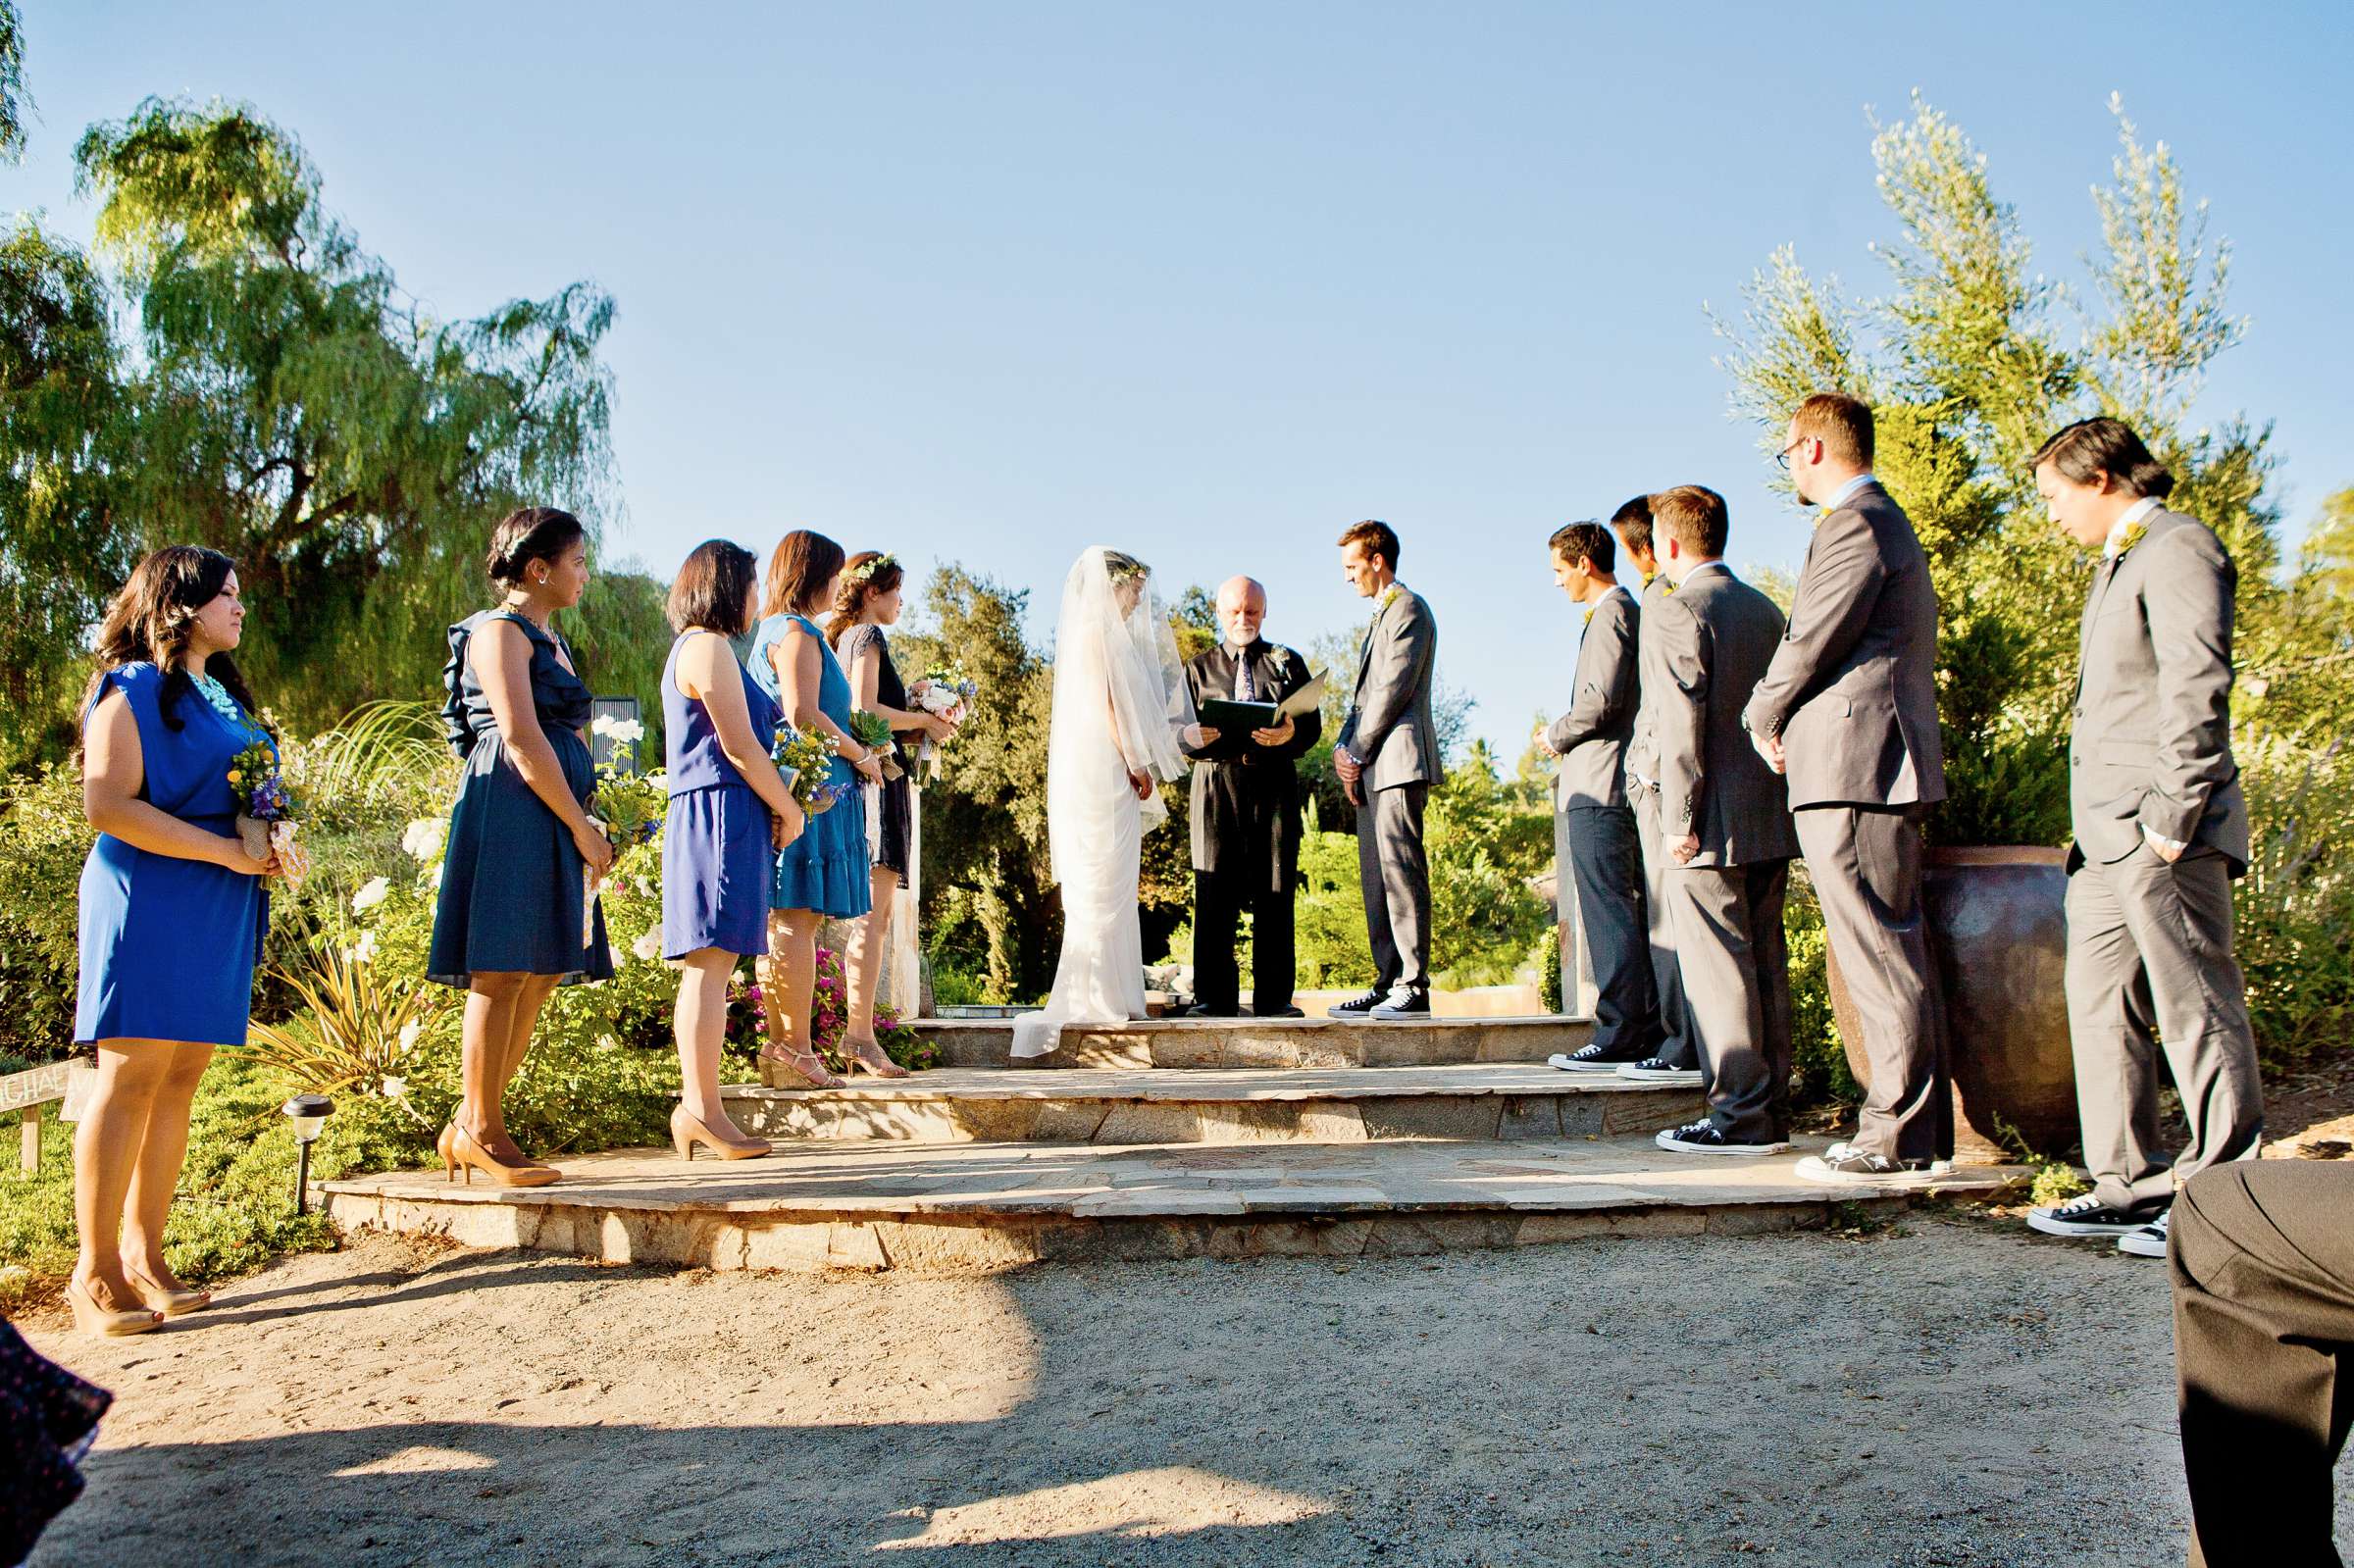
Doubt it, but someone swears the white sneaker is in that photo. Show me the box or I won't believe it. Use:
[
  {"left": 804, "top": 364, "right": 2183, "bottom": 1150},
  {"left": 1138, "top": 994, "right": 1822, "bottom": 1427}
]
[{"left": 2117, "top": 1209, "right": 2172, "bottom": 1259}]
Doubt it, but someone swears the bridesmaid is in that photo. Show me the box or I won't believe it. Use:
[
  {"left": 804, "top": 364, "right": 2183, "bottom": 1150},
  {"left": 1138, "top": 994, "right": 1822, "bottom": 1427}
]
[
  {"left": 749, "top": 530, "right": 882, "bottom": 1088},
  {"left": 660, "top": 540, "right": 806, "bottom": 1158},
  {"left": 72, "top": 546, "right": 279, "bottom": 1336},
  {"left": 427, "top": 506, "right": 616, "bottom": 1187},
  {"left": 828, "top": 552, "right": 955, "bottom": 1076}
]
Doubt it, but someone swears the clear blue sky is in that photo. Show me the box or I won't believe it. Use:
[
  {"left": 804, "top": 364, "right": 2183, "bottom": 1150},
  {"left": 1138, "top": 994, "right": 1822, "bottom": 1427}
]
[{"left": 15, "top": 2, "right": 2352, "bottom": 754}]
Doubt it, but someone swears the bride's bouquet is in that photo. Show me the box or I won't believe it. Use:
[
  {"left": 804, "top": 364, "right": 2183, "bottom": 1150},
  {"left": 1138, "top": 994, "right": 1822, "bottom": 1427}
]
[
  {"left": 773, "top": 722, "right": 851, "bottom": 816},
  {"left": 227, "top": 739, "right": 311, "bottom": 888},
  {"left": 909, "top": 664, "right": 979, "bottom": 776}
]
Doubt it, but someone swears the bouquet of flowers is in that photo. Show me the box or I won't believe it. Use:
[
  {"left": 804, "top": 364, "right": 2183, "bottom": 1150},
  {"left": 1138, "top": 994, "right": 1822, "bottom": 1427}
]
[
  {"left": 227, "top": 739, "right": 311, "bottom": 888},
  {"left": 772, "top": 722, "right": 850, "bottom": 815},
  {"left": 847, "top": 710, "right": 903, "bottom": 782},
  {"left": 909, "top": 664, "right": 978, "bottom": 774}
]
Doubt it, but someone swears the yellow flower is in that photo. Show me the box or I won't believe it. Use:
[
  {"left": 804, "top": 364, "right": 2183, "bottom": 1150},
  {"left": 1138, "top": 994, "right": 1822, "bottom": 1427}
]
[
  {"left": 227, "top": 769, "right": 243, "bottom": 785},
  {"left": 2118, "top": 521, "right": 2149, "bottom": 556}
]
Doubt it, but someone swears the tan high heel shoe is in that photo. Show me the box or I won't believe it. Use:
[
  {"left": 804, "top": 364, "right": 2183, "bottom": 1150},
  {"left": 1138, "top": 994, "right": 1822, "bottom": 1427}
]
[
  {"left": 670, "top": 1104, "right": 770, "bottom": 1162},
  {"left": 842, "top": 1037, "right": 911, "bottom": 1079},
  {"left": 125, "top": 1263, "right": 213, "bottom": 1317},
  {"left": 758, "top": 1044, "right": 844, "bottom": 1089},
  {"left": 442, "top": 1123, "right": 561, "bottom": 1188},
  {"left": 69, "top": 1273, "right": 162, "bottom": 1338}
]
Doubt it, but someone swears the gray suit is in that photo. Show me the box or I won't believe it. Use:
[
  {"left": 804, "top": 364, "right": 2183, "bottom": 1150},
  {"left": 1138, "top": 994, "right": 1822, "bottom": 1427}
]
[
  {"left": 2064, "top": 506, "right": 2262, "bottom": 1214},
  {"left": 1547, "top": 587, "right": 1656, "bottom": 1050},
  {"left": 1625, "top": 573, "right": 1694, "bottom": 1067},
  {"left": 1649, "top": 564, "right": 1798, "bottom": 1141},
  {"left": 1743, "top": 479, "right": 1951, "bottom": 1163},
  {"left": 1339, "top": 584, "right": 1439, "bottom": 991}
]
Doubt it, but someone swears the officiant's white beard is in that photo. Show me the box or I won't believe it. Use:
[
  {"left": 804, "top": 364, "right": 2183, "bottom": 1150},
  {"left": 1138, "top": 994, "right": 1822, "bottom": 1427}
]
[{"left": 1227, "top": 629, "right": 1260, "bottom": 647}]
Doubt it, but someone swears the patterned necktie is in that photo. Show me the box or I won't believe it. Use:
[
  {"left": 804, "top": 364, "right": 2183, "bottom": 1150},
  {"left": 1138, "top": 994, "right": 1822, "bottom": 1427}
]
[{"left": 1235, "top": 649, "right": 1256, "bottom": 702}]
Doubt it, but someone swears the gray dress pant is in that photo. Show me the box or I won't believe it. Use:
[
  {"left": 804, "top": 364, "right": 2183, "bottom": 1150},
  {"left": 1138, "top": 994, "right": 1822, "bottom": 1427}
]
[
  {"left": 1563, "top": 803, "right": 1659, "bottom": 1053},
  {"left": 1794, "top": 804, "right": 1951, "bottom": 1163},
  {"left": 2173, "top": 1160, "right": 2354, "bottom": 1567},
  {"left": 1662, "top": 857, "right": 1793, "bottom": 1141},
  {"left": 2064, "top": 844, "right": 2264, "bottom": 1213},
  {"left": 1631, "top": 784, "right": 1695, "bottom": 1068},
  {"left": 1358, "top": 782, "right": 1431, "bottom": 991}
]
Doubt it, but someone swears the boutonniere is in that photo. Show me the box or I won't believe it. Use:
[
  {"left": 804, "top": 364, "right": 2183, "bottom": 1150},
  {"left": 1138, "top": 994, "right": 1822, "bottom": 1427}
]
[
  {"left": 1378, "top": 582, "right": 1403, "bottom": 613},
  {"left": 2115, "top": 521, "right": 2148, "bottom": 558},
  {"left": 1580, "top": 605, "right": 1597, "bottom": 628}
]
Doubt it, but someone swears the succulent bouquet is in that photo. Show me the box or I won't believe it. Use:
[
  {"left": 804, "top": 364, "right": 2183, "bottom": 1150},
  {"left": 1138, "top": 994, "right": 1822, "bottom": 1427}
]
[
  {"left": 847, "top": 709, "right": 903, "bottom": 782},
  {"left": 227, "top": 738, "right": 312, "bottom": 888}
]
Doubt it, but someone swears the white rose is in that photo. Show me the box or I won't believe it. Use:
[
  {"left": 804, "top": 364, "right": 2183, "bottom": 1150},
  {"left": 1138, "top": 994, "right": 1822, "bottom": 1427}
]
[
  {"left": 380, "top": 1075, "right": 407, "bottom": 1098},
  {"left": 631, "top": 929, "right": 663, "bottom": 963},
  {"left": 400, "top": 817, "right": 449, "bottom": 862},
  {"left": 351, "top": 876, "right": 391, "bottom": 914},
  {"left": 347, "top": 931, "right": 379, "bottom": 965},
  {"left": 396, "top": 1019, "right": 423, "bottom": 1053}
]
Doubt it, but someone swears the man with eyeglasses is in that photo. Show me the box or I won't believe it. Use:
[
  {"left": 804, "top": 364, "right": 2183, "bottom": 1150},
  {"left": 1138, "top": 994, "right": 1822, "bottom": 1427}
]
[{"left": 1745, "top": 391, "right": 1953, "bottom": 1184}]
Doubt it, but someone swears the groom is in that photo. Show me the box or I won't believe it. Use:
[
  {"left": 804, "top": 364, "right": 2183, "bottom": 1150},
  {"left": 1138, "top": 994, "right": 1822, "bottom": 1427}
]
[{"left": 1330, "top": 520, "right": 1440, "bottom": 1022}]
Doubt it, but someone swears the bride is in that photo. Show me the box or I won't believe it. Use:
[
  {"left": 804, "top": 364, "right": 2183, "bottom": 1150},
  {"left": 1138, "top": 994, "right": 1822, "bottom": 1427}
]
[{"left": 1010, "top": 548, "right": 1208, "bottom": 1059}]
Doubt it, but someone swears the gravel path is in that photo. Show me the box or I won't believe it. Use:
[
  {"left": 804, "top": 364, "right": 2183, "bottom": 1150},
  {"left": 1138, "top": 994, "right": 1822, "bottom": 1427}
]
[{"left": 18, "top": 1210, "right": 2339, "bottom": 1567}]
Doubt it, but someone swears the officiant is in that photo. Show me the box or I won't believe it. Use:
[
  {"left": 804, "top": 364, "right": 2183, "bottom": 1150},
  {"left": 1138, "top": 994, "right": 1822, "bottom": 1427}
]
[{"left": 1179, "top": 576, "right": 1322, "bottom": 1018}]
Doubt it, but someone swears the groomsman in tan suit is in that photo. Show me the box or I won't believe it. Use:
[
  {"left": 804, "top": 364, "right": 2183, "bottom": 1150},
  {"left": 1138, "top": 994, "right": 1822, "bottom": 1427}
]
[
  {"left": 1745, "top": 392, "right": 1952, "bottom": 1183},
  {"left": 2022, "top": 417, "right": 2262, "bottom": 1261}
]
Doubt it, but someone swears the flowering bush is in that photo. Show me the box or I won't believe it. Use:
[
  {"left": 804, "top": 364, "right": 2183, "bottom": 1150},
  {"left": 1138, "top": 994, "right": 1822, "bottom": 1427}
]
[{"left": 721, "top": 949, "right": 939, "bottom": 1078}]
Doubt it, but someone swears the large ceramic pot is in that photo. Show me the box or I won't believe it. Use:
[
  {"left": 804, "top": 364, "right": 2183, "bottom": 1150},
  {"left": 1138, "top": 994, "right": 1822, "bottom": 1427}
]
[{"left": 1823, "top": 846, "right": 2076, "bottom": 1163}]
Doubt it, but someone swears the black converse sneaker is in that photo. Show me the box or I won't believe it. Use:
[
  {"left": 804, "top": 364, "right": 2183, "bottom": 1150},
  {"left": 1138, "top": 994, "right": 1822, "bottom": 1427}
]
[
  {"left": 1326, "top": 989, "right": 1385, "bottom": 1019},
  {"left": 1616, "top": 1056, "right": 1703, "bottom": 1087},
  {"left": 1654, "top": 1117, "right": 1790, "bottom": 1156},
  {"left": 1368, "top": 986, "right": 1433, "bottom": 1021},
  {"left": 1795, "top": 1141, "right": 1942, "bottom": 1185},
  {"left": 2024, "top": 1192, "right": 2156, "bottom": 1239},
  {"left": 2117, "top": 1209, "right": 2173, "bottom": 1259},
  {"left": 1547, "top": 1040, "right": 1650, "bottom": 1073}
]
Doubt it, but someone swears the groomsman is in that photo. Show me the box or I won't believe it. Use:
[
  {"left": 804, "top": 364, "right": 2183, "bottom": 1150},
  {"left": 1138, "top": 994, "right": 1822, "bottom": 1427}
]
[
  {"left": 1179, "top": 577, "right": 1322, "bottom": 1018},
  {"left": 1537, "top": 521, "right": 1663, "bottom": 1071},
  {"left": 1744, "top": 392, "right": 1953, "bottom": 1183},
  {"left": 2023, "top": 417, "right": 2262, "bottom": 1260},
  {"left": 1612, "top": 494, "right": 1699, "bottom": 1085},
  {"left": 1331, "top": 521, "right": 1441, "bottom": 1021},
  {"left": 1644, "top": 485, "right": 1801, "bottom": 1155}
]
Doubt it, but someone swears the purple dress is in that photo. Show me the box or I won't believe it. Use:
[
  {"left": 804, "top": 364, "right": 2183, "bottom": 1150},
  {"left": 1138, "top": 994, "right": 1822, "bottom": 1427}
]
[{"left": 661, "top": 632, "right": 783, "bottom": 958}]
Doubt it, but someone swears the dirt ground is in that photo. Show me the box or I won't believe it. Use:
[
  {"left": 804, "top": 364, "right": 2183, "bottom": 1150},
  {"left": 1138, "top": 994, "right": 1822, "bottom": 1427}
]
[{"left": 20, "top": 1207, "right": 2348, "bottom": 1568}]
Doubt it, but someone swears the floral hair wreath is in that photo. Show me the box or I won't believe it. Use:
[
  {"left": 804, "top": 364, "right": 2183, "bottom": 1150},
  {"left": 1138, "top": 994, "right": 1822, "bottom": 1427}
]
[{"left": 844, "top": 553, "right": 899, "bottom": 587}]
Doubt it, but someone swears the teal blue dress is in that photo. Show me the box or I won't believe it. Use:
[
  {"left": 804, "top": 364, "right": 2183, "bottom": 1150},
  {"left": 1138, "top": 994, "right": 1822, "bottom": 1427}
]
[
  {"left": 428, "top": 610, "right": 615, "bottom": 986},
  {"left": 75, "top": 664, "right": 270, "bottom": 1046},
  {"left": 748, "top": 613, "right": 871, "bottom": 918}
]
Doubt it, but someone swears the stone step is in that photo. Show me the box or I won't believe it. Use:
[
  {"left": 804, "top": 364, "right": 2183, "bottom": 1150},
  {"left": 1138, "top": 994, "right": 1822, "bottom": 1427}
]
[
  {"left": 921, "top": 1014, "right": 1594, "bottom": 1070},
  {"left": 719, "top": 1064, "right": 1700, "bottom": 1144},
  {"left": 320, "top": 1135, "right": 2026, "bottom": 1275}
]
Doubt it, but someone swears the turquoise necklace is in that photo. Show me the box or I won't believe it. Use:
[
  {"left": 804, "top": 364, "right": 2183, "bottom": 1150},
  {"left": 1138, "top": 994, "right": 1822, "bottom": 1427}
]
[{"left": 189, "top": 668, "right": 263, "bottom": 742}]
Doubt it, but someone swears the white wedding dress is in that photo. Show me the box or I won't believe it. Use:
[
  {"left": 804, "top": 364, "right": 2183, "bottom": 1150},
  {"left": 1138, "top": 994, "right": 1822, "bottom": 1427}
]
[{"left": 1010, "top": 548, "right": 1195, "bottom": 1059}]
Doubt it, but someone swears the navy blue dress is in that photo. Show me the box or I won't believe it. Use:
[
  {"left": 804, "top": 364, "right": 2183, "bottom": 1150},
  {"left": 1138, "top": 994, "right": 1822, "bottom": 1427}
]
[
  {"left": 76, "top": 663, "right": 270, "bottom": 1046},
  {"left": 428, "top": 610, "right": 614, "bottom": 986},
  {"left": 661, "top": 631, "right": 781, "bottom": 958},
  {"left": 749, "top": 613, "right": 871, "bottom": 919},
  {"left": 0, "top": 1320, "right": 109, "bottom": 1565}
]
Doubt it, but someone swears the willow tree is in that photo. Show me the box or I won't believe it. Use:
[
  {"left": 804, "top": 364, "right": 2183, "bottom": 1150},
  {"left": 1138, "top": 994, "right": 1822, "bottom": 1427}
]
[
  {"left": 1713, "top": 94, "right": 2270, "bottom": 847},
  {"left": 69, "top": 97, "right": 638, "bottom": 733}
]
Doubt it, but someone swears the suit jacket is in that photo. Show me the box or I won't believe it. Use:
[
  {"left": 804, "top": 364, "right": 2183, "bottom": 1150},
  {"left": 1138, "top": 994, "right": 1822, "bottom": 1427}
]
[
  {"left": 1743, "top": 481, "right": 1947, "bottom": 810},
  {"left": 1548, "top": 586, "right": 1639, "bottom": 810},
  {"left": 1648, "top": 565, "right": 1799, "bottom": 868},
  {"left": 1338, "top": 583, "right": 1440, "bottom": 791},
  {"left": 2069, "top": 507, "right": 2248, "bottom": 869},
  {"left": 1625, "top": 571, "right": 1679, "bottom": 794},
  {"left": 1179, "top": 641, "right": 1322, "bottom": 885}
]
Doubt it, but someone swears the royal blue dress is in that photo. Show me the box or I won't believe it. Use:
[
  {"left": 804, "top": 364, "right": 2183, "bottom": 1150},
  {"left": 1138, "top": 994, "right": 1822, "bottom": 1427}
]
[
  {"left": 661, "top": 631, "right": 781, "bottom": 958},
  {"left": 427, "top": 610, "right": 615, "bottom": 986},
  {"left": 76, "top": 663, "right": 270, "bottom": 1046},
  {"left": 748, "top": 613, "right": 871, "bottom": 918}
]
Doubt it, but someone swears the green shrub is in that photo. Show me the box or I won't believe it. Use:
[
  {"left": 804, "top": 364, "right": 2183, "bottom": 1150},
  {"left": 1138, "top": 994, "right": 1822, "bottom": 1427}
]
[
  {"left": 0, "top": 763, "right": 88, "bottom": 1063},
  {"left": 1785, "top": 872, "right": 1859, "bottom": 1108}
]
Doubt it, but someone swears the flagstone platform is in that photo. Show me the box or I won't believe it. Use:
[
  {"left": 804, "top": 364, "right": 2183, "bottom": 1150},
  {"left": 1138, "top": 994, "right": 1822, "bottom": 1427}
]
[
  {"left": 923, "top": 1014, "right": 1593, "bottom": 1070},
  {"left": 320, "top": 1136, "right": 2026, "bottom": 1275},
  {"left": 716, "top": 1064, "right": 1695, "bottom": 1144}
]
